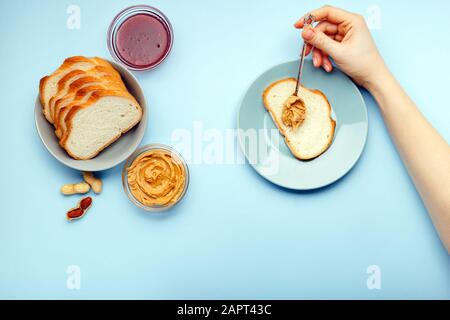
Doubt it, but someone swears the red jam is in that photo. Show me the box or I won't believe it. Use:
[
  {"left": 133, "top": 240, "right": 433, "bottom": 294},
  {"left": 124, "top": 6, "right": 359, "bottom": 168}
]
[{"left": 116, "top": 14, "right": 170, "bottom": 68}]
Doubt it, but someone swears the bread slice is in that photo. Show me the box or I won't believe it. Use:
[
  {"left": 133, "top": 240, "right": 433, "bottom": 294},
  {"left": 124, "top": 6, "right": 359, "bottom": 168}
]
[
  {"left": 60, "top": 90, "right": 142, "bottom": 160},
  {"left": 39, "top": 56, "right": 118, "bottom": 123},
  {"left": 54, "top": 79, "right": 106, "bottom": 132},
  {"left": 52, "top": 73, "right": 125, "bottom": 127},
  {"left": 263, "top": 78, "right": 335, "bottom": 160},
  {"left": 49, "top": 67, "right": 122, "bottom": 123},
  {"left": 56, "top": 84, "right": 121, "bottom": 139},
  {"left": 40, "top": 57, "right": 98, "bottom": 122}
]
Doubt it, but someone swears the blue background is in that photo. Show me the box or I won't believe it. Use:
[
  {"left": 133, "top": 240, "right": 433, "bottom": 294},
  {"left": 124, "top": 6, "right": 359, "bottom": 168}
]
[{"left": 0, "top": 0, "right": 449, "bottom": 299}]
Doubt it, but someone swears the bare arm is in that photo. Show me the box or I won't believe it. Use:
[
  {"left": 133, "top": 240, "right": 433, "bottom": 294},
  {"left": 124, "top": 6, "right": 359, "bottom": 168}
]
[
  {"left": 368, "top": 69, "right": 450, "bottom": 251},
  {"left": 295, "top": 5, "right": 450, "bottom": 252}
]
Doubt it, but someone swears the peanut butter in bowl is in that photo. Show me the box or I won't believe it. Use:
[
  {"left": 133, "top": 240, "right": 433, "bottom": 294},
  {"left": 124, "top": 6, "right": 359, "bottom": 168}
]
[{"left": 122, "top": 144, "right": 189, "bottom": 211}]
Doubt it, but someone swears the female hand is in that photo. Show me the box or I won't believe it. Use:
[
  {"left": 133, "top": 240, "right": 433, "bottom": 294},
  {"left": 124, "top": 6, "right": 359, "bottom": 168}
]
[{"left": 295, "top": 5, "right": 387, "bottom": 89}]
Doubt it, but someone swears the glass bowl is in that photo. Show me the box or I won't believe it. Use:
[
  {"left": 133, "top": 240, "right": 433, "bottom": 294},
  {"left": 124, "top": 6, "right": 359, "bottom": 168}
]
[
  {"left": 122, "top": 144, "right": 189, "bottom": 212},
  {"left": 107, "top": 5, "right": 173, "bottom": 71}
]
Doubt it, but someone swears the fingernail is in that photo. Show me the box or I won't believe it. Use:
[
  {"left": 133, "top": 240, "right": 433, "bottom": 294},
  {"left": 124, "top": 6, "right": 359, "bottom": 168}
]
[
  {"left": 303, "top": 29, "right": 314, "bottom": 40},
  {"left": 313, "top": 56, "right": 319, "bottom": 67},
  {"left": 324, "top": 63, "right": 331, "bottom": 72}
]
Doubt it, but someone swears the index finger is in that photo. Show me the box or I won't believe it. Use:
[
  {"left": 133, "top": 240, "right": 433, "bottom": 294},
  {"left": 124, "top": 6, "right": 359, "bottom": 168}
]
[{"left": 294, "top": 5, "right": 354, "bottom": 28}]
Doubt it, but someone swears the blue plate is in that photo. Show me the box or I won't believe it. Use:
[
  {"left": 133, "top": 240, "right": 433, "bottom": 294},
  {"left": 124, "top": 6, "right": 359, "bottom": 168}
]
[{"left": 237, "top": 60, "right": 368, "bottom": 190}]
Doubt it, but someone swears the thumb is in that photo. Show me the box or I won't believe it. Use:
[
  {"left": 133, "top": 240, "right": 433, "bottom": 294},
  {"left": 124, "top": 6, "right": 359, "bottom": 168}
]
[{"left": 302, "top": 28, "right": 340, "bottom": 56}]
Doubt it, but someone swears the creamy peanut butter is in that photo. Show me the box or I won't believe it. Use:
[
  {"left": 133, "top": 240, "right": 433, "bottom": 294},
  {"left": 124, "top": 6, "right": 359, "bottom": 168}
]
[
  {"left": 282, "top": 95, "right": 306, "bottom": 131},
  {"left": 127, "top": 149, "right": 186, "bottom": 207}
]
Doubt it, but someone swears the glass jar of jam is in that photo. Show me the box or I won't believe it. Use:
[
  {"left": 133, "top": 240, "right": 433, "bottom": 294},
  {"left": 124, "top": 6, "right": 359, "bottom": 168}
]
[{"left": 108, "top": 5, "right": 173, "bottom": 71}]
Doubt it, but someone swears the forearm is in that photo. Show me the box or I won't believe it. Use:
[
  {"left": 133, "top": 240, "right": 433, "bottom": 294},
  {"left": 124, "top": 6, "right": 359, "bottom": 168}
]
[{"left": 367, "top": 70, "right": 450, "bottom": 252}]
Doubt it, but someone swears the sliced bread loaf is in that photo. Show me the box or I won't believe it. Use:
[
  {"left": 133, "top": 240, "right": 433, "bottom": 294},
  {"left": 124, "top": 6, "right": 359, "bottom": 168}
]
[
  {"left": 51, "top": 72, "right": 125, "bottom": 125},
  {"left": 49, "top": 67, "right": 122, "bottom": 123},
  {"left": 56, "top": 84, "right": 122, "bottom": 138},
  {"left": 39, "top": 57, "right": 120, "bottom": 123},
  {"left": 40, "top": 57, "right": 99, "bottom": 122},
  {"left": 53, "top": 79, "right": 106, "bottom": 130},
  {"left": 263, "top": 78, "right": 335, "bottom": 160},
  {"left": 39, "top": 56, "right": 143, "bottom": 160}
]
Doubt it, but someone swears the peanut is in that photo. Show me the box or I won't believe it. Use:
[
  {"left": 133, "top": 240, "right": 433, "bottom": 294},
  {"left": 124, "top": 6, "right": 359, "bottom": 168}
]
[
  {"left": 61, "top": 182, "right": 90, "bottom": 195},
  {"left": 67, "top": 197, "right": 93, "bottom": 221},
  {"left": 83, "top": 171, "right": 102, "bottom": 194}
]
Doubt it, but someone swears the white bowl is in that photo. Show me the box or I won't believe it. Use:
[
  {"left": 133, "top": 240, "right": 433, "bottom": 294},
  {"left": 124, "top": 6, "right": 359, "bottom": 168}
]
[{"left": 35, "top": 60, "right": 148, "bottom": 171}]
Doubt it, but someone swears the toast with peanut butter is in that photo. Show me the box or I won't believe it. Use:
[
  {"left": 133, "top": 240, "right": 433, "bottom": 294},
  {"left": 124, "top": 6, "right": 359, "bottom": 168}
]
[{"left": 263, "top": 78, "right": 335, "bottom": 160}]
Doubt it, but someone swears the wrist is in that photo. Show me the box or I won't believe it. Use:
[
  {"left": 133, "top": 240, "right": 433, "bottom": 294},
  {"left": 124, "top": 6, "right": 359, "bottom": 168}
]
[
  {"left": 365, "top": 68, "right": 401, "bottom": 110},
  {"left": 364, "top": 62, "right": 393, "bottom": 95},
  {"left": 365, "top": 65, "right": 409, "bottom": 114}
]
